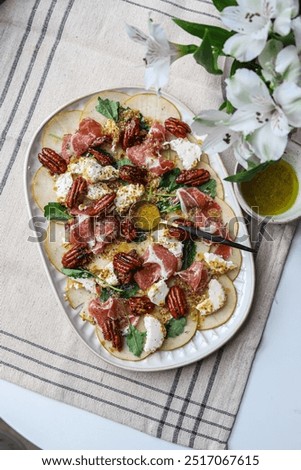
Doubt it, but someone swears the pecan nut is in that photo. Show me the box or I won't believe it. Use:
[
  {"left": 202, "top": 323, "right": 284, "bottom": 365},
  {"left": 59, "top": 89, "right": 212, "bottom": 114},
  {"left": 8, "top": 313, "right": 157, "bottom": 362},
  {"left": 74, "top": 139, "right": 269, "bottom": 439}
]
[
  {"left": 128, "top": 296, "right": 155, "bottom": 316},
  {"left": 166, "top": 285, "right": 188, "bottom": 318},
  {"left": 38, "top": 148, "right": 67, "bottom": 175},
  {"left": 62, "top": 244, "right": 91, "bottom": 268},
  {"left": 176, "top": 168, "right": 211, "bottom": 186},
  {"left": 122, "top": 117, "right": 141, "bottom": 149},
  {"left": 119, "top": 165, "right": 148, "bottom": 185},
  {"left": 84, "top": 192, "right": 116, "bottom": 216},
  {"left": 164, "top": 117, "right": 191, "bottom": 138},
  {"left": 113, "top": 249, "right": 142, "bottom": 283},
  {"left": 102, "top": 318, "right": 123, "bottom": 351},
  {"left": 120, "top": 219, "right": 138, "bottom": 242},
  {"left": 65, "top": 176, "right": 88, "bottom": 209},
  {"left": 168, "top": 218, "right": 196, "bottom": 241},
  {"left": 89, "top": 148, "right": 115, "bottom": 166}
]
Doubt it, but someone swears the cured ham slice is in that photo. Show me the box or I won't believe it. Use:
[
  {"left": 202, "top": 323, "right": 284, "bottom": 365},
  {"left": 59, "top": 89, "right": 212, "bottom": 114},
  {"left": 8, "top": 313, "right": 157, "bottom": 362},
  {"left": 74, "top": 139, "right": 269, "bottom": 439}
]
[
  {"left": 69, "top": 215, "right": 94, "bottom": 245},
  {"left": 177, "top": 187, "right": 209, "bottom": 214},
  {"left": 61, "top": 134, "right": 73, "bottom": 162},
  {"left": 126, "top": 122, "right": 174, "bottom": 175},
  {"left": 92, "top": 216, "right": 119, "bottom": 254},
  {"left": 69, "top": 215, "right": 118, "bottom": 254},
  {"left": 89, "top": 297, "right": 138, "bottom": 330},
  {"left": 66, "top": 118, "right": 103, "bottom": 157},
  {"left": 134, "top": 244, "right": 178, "bottom": 290},
  {"left": 177, "top": 261, "right": 210, "bottom": 293}
]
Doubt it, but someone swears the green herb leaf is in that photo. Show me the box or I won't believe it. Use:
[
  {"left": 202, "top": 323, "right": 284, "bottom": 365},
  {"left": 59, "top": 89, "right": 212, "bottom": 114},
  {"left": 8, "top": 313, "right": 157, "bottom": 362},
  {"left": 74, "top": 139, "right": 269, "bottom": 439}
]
[
  {"left": 44, "top": 202, "right": 71, "bottom": 221},
  {"left": 126, "top": 324, "right": 146, "bottom": 357},
  {"left": 193, "top": 29, "right": 223, "bottom": 75},
  {"left": 173, "top": 18, "right": 233, "bottom": 48},
  {"left": 96, "top": 97, "right": 120, "bottom": 122},
  {"left": 119, "top": 283, "right": 140, "bottom": 299},
  {"left": 182, "top": 239, "right": 197, "bottom": 270},
  {"left": 61, "top": 268, "right": 95, "bottom": 279},
  {"left": 166, "top": 317, "right": 187, "bottom": 338},
  {"left": 224, "top": 161, "right": 275, "bottom": 183},
  {"left": 139, "top": 113, "right": 150, "bottom": 132},
  {"left": 159, "top": 168, "right": 181, "bottom": 192},
  {"left": 116, "top": 157, "right": 133, "bottom": 167},
  {"left": 198, "top": 179, "right": 217, "bottom": 198},
  {"left": 212, "top": 0, "right": 237, "bottom": 12},
  {"left": 99, "top": 287, "right": 112, "bottom": 302},
  {"left": 157, "top": 198, "right": 181, "bottom": 214}
]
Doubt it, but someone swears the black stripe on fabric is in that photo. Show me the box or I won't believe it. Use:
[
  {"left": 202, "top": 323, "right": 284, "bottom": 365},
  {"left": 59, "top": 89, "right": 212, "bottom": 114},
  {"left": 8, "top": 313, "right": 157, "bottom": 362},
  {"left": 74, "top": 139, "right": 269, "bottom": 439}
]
[
  {"left": 0, "top": 329, "right": 235, "bottom": 418},
  {"left": 0, "top": 0, "right": 75, "bottom": 195},
  {"left": 120, "top": 0, "right": 218, "bottom": 20},
  {"left": 0, "top": 0, "right": 57, "bottom": 152},
  {"left": 156, "top": 368, "right": 182, "bottom": 438},
  {"left": 158, "top": 0, "right": 219, "bottom": 20},
  {"left": 2, "top": 361, "right": 227, "bottom": 445},
  {"left": 189, "top": 348, "right": 224, "bottom": 448},
  {"left": 0, "top": 0, "right": 42, "bottom": 108},
  {"left": 172, "top": 361, "right": 202, "bottom": 443},
  {"left": 0, "top": 344, "right": 231, "bottom": 431}
]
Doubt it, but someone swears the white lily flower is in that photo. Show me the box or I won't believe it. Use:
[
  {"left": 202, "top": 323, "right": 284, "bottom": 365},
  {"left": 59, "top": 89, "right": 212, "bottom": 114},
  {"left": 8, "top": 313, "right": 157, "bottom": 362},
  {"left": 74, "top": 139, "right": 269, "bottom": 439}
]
[
  {"left": 226, "top": 69, "right": 301, "bottom": 161},
  {"left": 126, "top": 19, "right": 180, "bottom": 91},
  {"left": 259, "top": 40, "right": 301, "bottom": 86},
  {"left": 221, "top": 0, "right": 299, "bottom": 62}
]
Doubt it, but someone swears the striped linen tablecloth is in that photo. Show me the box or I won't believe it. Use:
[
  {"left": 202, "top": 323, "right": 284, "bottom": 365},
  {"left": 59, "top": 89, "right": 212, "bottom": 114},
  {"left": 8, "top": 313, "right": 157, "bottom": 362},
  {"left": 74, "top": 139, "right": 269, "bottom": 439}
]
[{"left": 0, "top": 0, "right": 297, "bottom": 449}]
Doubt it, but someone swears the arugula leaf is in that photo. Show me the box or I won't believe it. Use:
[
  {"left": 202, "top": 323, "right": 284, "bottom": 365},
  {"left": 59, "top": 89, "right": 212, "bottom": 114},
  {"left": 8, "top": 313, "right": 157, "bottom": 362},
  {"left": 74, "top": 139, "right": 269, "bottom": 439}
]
[
  {"left": 99, "top": 287, "right": 112, "bottom": 302},
  {"left": 198, "top": 179, "right": 217, "bottom": 198},
  {"left": 96, "top": 97, "right": 120, "bottom": 122},
  {"left": 193, "top": 29, "right": 223, "bottom": 75},
  {"left": 44, "top": 202, "right": 71, "bottom": 221},
  {"left": 224, "top": 161, "right": 275, "bottom": 183},
  {"left": 126, "top": 324, "right": 146, "bottom": 357},
  {"left": 117, "top": 157, "right": 133, "bottom": 168},
  {"left": 139, "top": 113, "right": 150, "bottom": 132},
  {"left": 61, "top": 268, "right": 95, "bottom": 279},
  {"left": 166, "top": 317, "right": 187, "bottom": 338},
  {"left": 173, "top": 18, "right": 233, "bottom": 48},
  {"left": 159, "top": 168, "right": 181, "bottom": 192},
  {"left": 119, "top": 283, "right": 140, "bottom": 299},
  {"left": 181, "top": 239, "right": 197, "bottom": 270},
  {"left": 157, "top": 198, "right": 181, "bottom": 214}
]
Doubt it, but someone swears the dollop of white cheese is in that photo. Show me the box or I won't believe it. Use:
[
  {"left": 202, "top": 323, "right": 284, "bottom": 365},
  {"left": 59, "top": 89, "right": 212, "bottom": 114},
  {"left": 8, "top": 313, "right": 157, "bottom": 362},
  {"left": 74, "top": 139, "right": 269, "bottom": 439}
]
[
  {"left": 73, "top": 278, "right": 97, "bottom": 294},
  {"left": 68, "top": 158, "right": 118, "bottom": 183},
  {"left": 96, "top": 261, "right": 119, "bottom": 287},
  {"left": 147, "top": 280, "right": 169, "bottom": 306},
  {"left": 169, "top": 138, "right": 202, "bottom": 170},
  {"left": 86, "top": 183, "right": 112, "bottom": 200},
  {"left": 144, "top": 316, "right": 166, "bottom": 353},
  {"left": 115, "top": 184, "right": 145, "bottom": 214},
  {"left": 54, "top": 172, "right": 73, "bottom": 201},
  {"left": 152, "top": 228, "right": 183, "bottom": 259},
  {"left": 203, "top": 252, "right": 236, "bottom": 275},
  {"left": 196, "top": 279, "right": 226, "bottom": 316}
]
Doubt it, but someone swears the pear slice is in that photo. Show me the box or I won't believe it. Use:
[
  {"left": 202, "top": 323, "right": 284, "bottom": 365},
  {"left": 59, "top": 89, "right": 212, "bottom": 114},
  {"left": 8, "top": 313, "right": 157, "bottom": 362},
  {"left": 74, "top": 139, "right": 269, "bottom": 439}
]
[
  {"left": 32, "top": 166, "right": 57, "bottom": 211},
  {"left": 44, "top": 221, "right": 69, "bottom": 272},
  {"left": 81, "top": 90, "right": 130, "bottom": 123},
  {"left": 124, "top": 92, "right": 181, "bottom": 122},
  {"left": 65, "top": 279, "right": 95, "bottom": 309},
  {"left": 160, "top": 314, "right": 198, "bottom": 351},
  {"left": 215, "top": 197, "right": 239, "bottom": 239},
  {"left": 226, "top": 248, "right": 242, "bottom": 281},
  {"left": 198, "top": 161, "right": 224, "bottom": 200},
  {"left": 41, "top": 110, "right": 82, "bottom": 152},
  {"left": 198, "top": 275, "right": 237, "bottom": 330}
]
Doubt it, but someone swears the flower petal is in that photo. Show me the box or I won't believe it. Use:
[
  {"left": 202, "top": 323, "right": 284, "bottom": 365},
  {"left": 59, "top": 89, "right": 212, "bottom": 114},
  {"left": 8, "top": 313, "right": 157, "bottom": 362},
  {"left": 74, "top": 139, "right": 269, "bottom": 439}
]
[
  {"left": 249, "top": 123, "right": 288, "bottom": 161},
  {"left": 223, "top": 30, "right": 269, "bottom": 62},
  {"left": 292, "top": 16, "right": 301, "bottom": 52},
  {"left": 144, "top": 58, "right": 170, "bottom": 90},
  {"left": 273, "top": 6, "right": 293, "bottom": 36},
  {"left": 275, "top": 45, "right": 301, "bottom": 84},
  {"left": 221, "top": 5, "right": 269, "bottom": 35},
  {"left": 233, "top": 138, "right": 254, "bottom": 169},
  {"left": 258, "top": 39, "right": 283, "bottom": 83},
  {"left": 192, "top": 110, "right": 230, "bottom": 135},
  {"left": 273, "top": 82, "right": 301, "bottom": 127},
  {"left": 201, "top": 127, "right": 239, "bottom": 154},
  {"left": 226, "top": 69, "right": 273, "bottom": 109},
  {"left": 126, "top": 24, "right": 148, "bottom": 44},
  {"left": 229, "top": 107, "right": 271, "bottom": 133},
  {"left": 148, "top": 20, "right": 169, "bottom": 48}
]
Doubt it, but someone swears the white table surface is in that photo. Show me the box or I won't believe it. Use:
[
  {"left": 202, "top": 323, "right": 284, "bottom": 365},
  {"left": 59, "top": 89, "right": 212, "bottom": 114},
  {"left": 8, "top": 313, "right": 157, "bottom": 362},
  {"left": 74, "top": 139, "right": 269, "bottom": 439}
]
[{"left": 1, "top": 222, "right": 301, "bottom": 450}]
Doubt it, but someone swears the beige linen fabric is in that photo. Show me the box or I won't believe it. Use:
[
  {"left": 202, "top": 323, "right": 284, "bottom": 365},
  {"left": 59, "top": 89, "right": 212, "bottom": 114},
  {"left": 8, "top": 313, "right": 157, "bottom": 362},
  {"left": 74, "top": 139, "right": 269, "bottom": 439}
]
[{"left": 0, "top": 0, "right": 297, "bottom": 449}]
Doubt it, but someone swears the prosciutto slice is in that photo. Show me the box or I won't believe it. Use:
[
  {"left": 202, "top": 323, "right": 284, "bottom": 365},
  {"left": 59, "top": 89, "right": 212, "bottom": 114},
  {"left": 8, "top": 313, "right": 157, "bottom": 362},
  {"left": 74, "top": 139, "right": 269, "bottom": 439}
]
[
  {"left": 134, "top": 244, "right": 178, "bottom": 290},
  {"left": 126, "top": 122, "right": 174, "bottom": 176},
  {"left": 177, "top": 261, "right": 210, "bottom": 293},
  {"left": 63, "top": 118, "right": 103, "bottom": 157},
  {"left": 69, "top": 215, "right": 118, "bottom": 254},
  {"left": 177, "top": 187, "right": 209, "bottom": 214},
  {"left": 88, "top": 298, "right": 138, "bottom": 330}
]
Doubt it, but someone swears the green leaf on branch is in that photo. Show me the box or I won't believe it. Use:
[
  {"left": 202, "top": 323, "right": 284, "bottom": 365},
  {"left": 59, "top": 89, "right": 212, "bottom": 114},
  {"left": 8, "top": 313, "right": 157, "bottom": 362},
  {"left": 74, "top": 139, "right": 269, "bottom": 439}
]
[
  {"left": 181, "top": 239, "right": 197, "bottom": 270},
  {"left": 173, "top": 18, "right": 233, "bottom": 48},
  {"left": 224, "top": 161, "right": 275, "bottom": 183},
  {"left": 44, "top": 202, "right": 71, "bottom": 221},
  {"left": 212, "top": 0, "right": 237, "bottom": 12},
  {"left": 166, "top": 317, "right": 187, "bottom": 338},
  {"left": 126, "top": 324, "right": 146, "bottom": 357},
  {"left": 96, "top": 97, "right": 120, "bottom": 122},
  {"left": 193, "top": 30, "right": 223, "bottom": 75}
]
